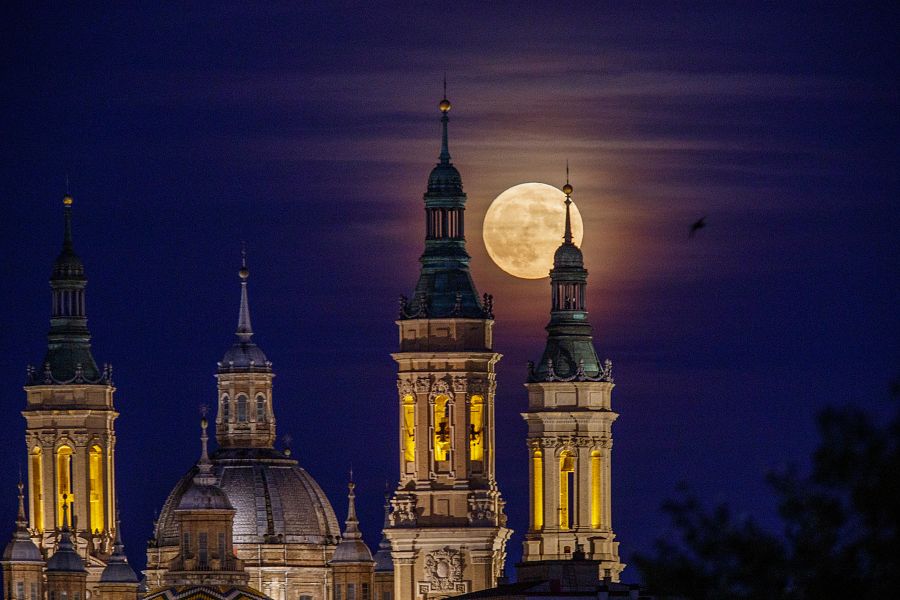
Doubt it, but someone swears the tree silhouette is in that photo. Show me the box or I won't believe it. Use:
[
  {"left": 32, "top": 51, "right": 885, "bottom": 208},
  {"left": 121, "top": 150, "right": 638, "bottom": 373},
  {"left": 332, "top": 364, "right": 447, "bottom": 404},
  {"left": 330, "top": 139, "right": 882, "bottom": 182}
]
[{"left": 634, "top": 383, "right": 900, "bottom": 599}]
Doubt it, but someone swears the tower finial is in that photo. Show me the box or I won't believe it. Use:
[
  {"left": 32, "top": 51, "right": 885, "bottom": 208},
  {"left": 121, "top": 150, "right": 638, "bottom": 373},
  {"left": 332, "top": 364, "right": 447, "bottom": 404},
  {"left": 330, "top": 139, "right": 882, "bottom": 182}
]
[
  {"left": 236, "top": 244, "right": 253, "bottom": 342},
  {"left": 562, "top": 163, "right": 574, "bottom": 244},
  {"left": 193, "top": 412, "right": 217, "bottom": 485},
  {"left": 62, "top": 193, "right": 74, "bottom": 249},
  {"left": 16, "top": 476, "right": 27, "bottom": 527},
  {"left": 438, "top": 78, "right": 452, "bottom": 164},
  {"left": 343, "top": 477, "right": 361, "bottom": 538}
]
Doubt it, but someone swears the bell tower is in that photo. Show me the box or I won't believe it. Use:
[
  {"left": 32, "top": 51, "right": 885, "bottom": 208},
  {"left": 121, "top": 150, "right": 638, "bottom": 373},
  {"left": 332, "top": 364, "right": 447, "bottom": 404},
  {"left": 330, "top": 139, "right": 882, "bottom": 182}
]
[
  {"left": 22, "top": 194, "right": 119, "bottom": 589},
  {"left": 521, "top": 179, "right": 624, "bottom": 581},
  {"left": 386, "top": 90, "right": 511, "bottom": 600},
  {"left": 215, "top": 248, "right": 276, "bottom": 449}
]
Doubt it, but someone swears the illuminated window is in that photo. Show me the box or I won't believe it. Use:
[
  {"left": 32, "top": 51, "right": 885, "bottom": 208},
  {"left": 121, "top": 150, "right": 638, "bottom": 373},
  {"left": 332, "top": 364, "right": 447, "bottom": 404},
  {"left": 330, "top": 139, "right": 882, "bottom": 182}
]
[
  {"left": 402, "top": 395, "right": 415, "bottom": 463},
  {"left": 30, "top": 447, "right": 43, "bottom": 532},
  {"left": 531, "top": 449, "right": 543, "bottom": 531},
  {"left": 89, "top": 445, "right": 104, "bottom": 533},
  {"left": 237, "top": 395, "right": 248, "bottom": 422},
  {"left": 591, "top": 450, "right": 602, "bottom": 528},
  {"left": 469, "top": 395, "right": 484, "bottom": 462},
  {"left": 221, "top": 395, "right": 230, "bottom": 422},
  {"left": 256, "top": 395, "right": 265, "bottom": 422},
  {"left": 56, "top": 446, "right": 74, "bottom": 527},
  {"left": 559, "top": 451, "right": 575, "bottom": 530},
  {"left": 433, "top": 395, "right": 450, "bottom": 462}
]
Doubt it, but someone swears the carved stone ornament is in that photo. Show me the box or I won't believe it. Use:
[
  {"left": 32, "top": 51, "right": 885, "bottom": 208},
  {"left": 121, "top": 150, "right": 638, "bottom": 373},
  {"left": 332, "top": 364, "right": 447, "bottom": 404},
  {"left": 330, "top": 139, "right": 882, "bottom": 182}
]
[
  {"left": 414, "top": 377, "right": 431, "bottom": 393},
  {"left": 390, "top": 494, "right": 417, "bottom": 527},
  {"left": 398, "top": 379, "right": 414, "bottom": 397},
  {"left": 467, "top": 492, "right": 497, "bottom": 526},
  {"left": 430, "top": 379, "right": 451, "bottom": 398},
  {"left": 424, "top": 547, "right": 465, "bottom": 592},
  {"left": 452, "top": 376, "right": 468, "bottom": 393}
]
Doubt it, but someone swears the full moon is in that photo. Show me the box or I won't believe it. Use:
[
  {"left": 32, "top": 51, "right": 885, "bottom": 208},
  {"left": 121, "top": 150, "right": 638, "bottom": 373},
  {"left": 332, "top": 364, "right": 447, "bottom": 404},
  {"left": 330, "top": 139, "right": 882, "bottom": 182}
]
[{"left": 482, "top": 182, "right": 584, "bottom": 279}]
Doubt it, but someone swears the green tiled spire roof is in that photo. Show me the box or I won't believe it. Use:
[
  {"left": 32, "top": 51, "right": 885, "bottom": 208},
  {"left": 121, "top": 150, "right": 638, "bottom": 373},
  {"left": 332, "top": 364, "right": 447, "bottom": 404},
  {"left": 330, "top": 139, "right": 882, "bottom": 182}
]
[{"left": 400, "top": 91, "right": 492, "bottom": 320}]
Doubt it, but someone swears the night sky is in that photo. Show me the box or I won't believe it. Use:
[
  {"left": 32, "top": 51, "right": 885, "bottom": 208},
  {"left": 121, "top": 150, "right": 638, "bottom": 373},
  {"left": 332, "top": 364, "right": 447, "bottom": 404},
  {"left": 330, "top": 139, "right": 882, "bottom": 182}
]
[{"left": 1, "top": 3, "right": 897, "bottom": 584}]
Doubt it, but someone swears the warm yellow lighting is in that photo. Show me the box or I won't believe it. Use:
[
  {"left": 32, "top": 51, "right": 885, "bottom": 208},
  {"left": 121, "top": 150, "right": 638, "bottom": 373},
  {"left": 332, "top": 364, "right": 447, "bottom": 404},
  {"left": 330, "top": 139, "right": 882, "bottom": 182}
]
[
  {"left": 559, "top": 451, "right": 575, "bottom": 530},
  {"left": 469, "top": 395, "right": 484, "bottom": 462},
  {"left": 30, "top": 447, "right": 43, "bottom": 532},
  {"left": 483, "top": 182, "right": 585, "bottom": 279},
  {"left": 89, "top": 445, "right": 104, "bottom": 533},
  {"left": 433, "top": 395, "right": 450, "bottom": 462},
  {"left": 56, "top": 446, "right": 74, "bottom": 527},
  {"left": 531, "top": 449, "right": 543, "bottom": 530},
  {"left": 402, "top": 394, "right": 416, "bottom": 463},
  {"left": 591, "top": 450, "right": 602, "bottom": 529}
]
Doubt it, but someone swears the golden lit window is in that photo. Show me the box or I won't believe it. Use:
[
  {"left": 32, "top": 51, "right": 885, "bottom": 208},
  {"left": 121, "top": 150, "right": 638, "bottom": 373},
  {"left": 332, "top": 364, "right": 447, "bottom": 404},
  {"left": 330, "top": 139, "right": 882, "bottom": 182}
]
[
  {"left": 531, "top": 449, "right": 543, "bottom": 530},
  {"left": 433, "top": 395, "right": 450, "bottom": 462},
  {"left": 89, "top": 445, "right": 104, "bottom": 533},
  {"left": 30, "top": 447, "right": 43, "bottom": 532},
  {"left": 559, "top": 450, "right": 576, "bottom": 530},
  {"left": 469, "top": 395, "right": 484, "bottom": 462},
  {"left": 402, "top": 394, "right": 416, "bottom": 463},
  {"left": 56, "top": 446, "right": 74, "bottom": 527},
  {"left": 591, "top": 450, "right": 602, "bottom": 528}
]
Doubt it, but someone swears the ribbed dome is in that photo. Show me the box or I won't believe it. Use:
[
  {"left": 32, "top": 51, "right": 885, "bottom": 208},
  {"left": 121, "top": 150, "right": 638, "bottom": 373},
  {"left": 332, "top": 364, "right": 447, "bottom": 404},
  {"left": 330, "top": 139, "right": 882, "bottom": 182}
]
[
  {"left": 331, "top": 538, "right": 373, "bottom": 563},
  {"left": 177, "top": 481, "right": 233, "bottom": 511},
  {"left": 553, "top": 243, "right": 584, "bottom": 268},
  {"left": 427, "top": 163, "right": 463, "bottom": 196},
  {"left": 2, "top": 534, "right": 42, "bottom": 562},
  {"left": 156, "top": 449, "right": 340, "bottom": 546},
  {"left": 221, "top": 342, "right": 269, "bottom": 370}
]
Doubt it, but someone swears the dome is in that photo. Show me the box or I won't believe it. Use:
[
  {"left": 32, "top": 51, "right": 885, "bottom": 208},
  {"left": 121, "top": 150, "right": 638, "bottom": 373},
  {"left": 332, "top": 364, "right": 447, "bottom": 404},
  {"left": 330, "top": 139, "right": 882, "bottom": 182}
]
[
  {"left": 221, "top": 342, "right": 269, "bottom": 370},
  {"left": 553, "top": 243, "right": 584, "bottom": 269},
  {"left": 100, "top": 561, "right": 139, "bottom": 583},
  {"left": 2, "top": 534, "right": 42, "bottom": 562},
  {"left": 427, "top": 163, "right": 463, "bottom": 196},
  {"left": 331, "top": 538, "right": 373, "bottom": 563},
  {"left": 156, "top": 448, "right": 340, "bottom": 546},
  {"left": 177, "top": 481, "right": 233, "bottom": 511},
  {"left": 46, "top": 533, "right": 86, "bottom": 573}
]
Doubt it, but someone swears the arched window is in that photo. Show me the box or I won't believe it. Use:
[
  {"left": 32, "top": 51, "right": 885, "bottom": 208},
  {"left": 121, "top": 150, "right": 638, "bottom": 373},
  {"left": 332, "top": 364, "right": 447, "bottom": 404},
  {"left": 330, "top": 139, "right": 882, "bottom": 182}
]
[
  {"left": 469, "top": 395, "right": 484, "bottom": 462},
  {"left": 237, "top": 395, "right": 247, "bottom": 422},
  {"left": 256, "top": 395, "right": 266, "bottom": 422},
  {"left": 433, "top": 395, "right": 450, "bottom": 462},
  {"left": 531, "top": 449, "right": 543, "bottom": 531},
  {"left": 402, "top": 395, "right": 415, "bottom": 463},
  {"left": 56, "top": 446, "right": 74, "bottom": 527},
  {"left": 559, "top": 450, "right": 576, "bottom": 530},
  {"left": 591, "top": 450, "right": 602, "bottom": 528},
  {"left": 30, "top": 447, "right": 43, "bottom": 532},
  {"left": 221, "top": 395, "right": 230, "bottom": 422},
  {"left": 89, "top": 445, "right": 104, "bottom": 533}
]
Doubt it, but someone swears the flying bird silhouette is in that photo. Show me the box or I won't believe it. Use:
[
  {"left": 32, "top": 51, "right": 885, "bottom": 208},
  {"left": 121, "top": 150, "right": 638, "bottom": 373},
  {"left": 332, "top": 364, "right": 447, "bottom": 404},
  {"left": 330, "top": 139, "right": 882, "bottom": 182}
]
[{"left": 689, "top": 216, "right": 706, "bottom": 238}]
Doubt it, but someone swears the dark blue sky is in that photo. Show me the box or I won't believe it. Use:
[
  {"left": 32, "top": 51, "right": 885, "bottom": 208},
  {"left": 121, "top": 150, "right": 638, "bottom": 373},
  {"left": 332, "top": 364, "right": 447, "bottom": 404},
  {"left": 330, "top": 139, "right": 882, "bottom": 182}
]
[{"left": 1, "top": 2, "right": 897, "bottom": 584}]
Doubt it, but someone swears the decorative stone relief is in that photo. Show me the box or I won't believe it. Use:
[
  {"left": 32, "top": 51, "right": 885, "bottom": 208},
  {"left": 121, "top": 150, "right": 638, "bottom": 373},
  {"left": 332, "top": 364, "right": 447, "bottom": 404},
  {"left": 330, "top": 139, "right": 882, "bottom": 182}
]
[
  {"left": 414, "top": 377, "right": 431, "bottom": 393},
  {"left": 390, "top": 494, "right": 417, "bottom": 526},
  {"left": 423, "top": 547, "right": 465, "bottom": 592},
  {"left": 467, "top": 492, "right": 496, "bottom": 526},
  {"left": 398, "top": 379, "right": 414, "bottom": 398}
]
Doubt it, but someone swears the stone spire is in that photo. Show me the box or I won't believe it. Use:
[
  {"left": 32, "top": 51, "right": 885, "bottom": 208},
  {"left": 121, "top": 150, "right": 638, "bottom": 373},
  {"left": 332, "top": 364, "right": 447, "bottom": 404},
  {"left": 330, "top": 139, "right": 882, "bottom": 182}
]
[
  {"left": 219, "top": 247, "right": 270, "bottom": 372},
  {"left": 30, "top": 194, "right": 108, "bottom": 385},
  {"left": 47, "top": 497, "right": 86, "bottom": 572},
  {"left": 100, "top": 514, "right": 138, "bottom": 583},
  {"left": 400, "top": 86, "right": 491, "bottom": 320},
  {"left": 194, "top": 416, "right": 217, "bottom": 487},
  {"left": 2, "top": 480, "right": 43, "bottom": 563},
  {"left": 529, "top": 177, "right": 607, "bottom": 382},
  {"left": 372, "top": 491, "right": 394, "bottom": 572},
  {"left": 330, "top": 478, "right": 373, "bottom": 563}
]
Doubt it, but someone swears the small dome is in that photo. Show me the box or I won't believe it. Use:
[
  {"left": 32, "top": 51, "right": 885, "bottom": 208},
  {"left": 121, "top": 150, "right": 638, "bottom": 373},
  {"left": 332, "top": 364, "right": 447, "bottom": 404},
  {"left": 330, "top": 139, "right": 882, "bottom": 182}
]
[
  {"left": 177, "top": 481, "right": 233, "bottom": 511},
  {"left": 2, "top": 535, "right": 42, "bottom": 562},
  {"left": 331, "top": 538, "right": 373, "bottom": 563},
  {"left": 427, "top": 163, "right": 463, "bottom": 196},
  {"left": 373, "top": 545, "right": 393, "bottom": 572},
  {"left": 46, "top": 539, "right": 86, "bottom": 573},
  {"left": 553, "top": 243, "right": 584, "bottom": 268},
  {"left": 221, "top": 342, "right": 269, "bottom": 370},
  {"left": 100, "top": 561, "right": 139, "bottom": 583}
]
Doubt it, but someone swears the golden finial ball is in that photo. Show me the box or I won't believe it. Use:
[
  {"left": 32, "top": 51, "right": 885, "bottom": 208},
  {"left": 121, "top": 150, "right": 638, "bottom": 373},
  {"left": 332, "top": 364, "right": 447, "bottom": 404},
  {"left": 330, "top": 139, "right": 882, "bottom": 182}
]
[
  {"left": 239, "top": 266, "right": 250, "bottom": 280},
  {"left": 63, "top": 195, "right": 74, "bottom": 206},
  {"left": 439, "top": 98, "right": 451, "bottom": 113},
  {"left": 562, "top": 183, "right": 573, "bottom": 195},
  {"left": 201, "top": 417, "right": 208, "bottom": 428}
]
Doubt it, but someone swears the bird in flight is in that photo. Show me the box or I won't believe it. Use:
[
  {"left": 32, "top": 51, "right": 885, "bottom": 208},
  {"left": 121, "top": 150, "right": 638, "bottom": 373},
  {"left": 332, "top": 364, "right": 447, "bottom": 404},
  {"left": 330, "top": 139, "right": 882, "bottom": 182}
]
[{"left": 689, "top": 216, "right": 706, "bottom": 238}]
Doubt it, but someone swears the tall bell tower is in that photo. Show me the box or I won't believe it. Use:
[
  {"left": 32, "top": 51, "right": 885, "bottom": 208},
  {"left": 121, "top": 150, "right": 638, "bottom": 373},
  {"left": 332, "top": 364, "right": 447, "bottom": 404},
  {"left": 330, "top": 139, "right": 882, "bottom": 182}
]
[
  {"left": 521, "top": 180, "right": 624, "bottom": 581},
  {"left": 22, "top": 194, "right": 119, "bottom": 588},
  {"left": 386, "top": 91, "right": 510, "bottom": 600}
]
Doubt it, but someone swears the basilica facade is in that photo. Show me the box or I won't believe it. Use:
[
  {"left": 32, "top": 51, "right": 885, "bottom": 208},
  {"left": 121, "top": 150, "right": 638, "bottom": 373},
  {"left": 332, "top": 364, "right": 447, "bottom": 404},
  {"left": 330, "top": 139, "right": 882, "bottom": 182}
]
[{"left": 2, "top": 94, "right": 624, "bottom": 600}]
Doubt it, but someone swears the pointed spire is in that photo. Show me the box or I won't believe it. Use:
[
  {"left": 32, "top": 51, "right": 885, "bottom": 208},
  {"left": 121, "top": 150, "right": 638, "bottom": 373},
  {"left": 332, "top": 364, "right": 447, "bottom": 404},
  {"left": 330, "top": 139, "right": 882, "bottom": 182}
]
[
  {"left": 562, "top": 162, "right": 574, "bottom": 245},
  {"left": 342, "top": 478, "right": 362, "bottom": 540},
  {"left": 193, "top": 414, "right": 217, "bottom": 486},
  {"left": 62, "top": 193, "right": 74, "bottom": 252},
  {"left": 438, "top": 78, "right": 452, "bottom": 164},
  {"left": 15, "top": 477, "right": 27, "bottom": 529},
  {"left": 46, "top": 493, "right": 87, "bottom": 572},
  {"left": 236, "top": 243, "right": 253, "bottom": 342},
  {"left": 100, "top": 513, "right": 139, "bottom": 583}
]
